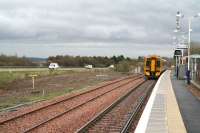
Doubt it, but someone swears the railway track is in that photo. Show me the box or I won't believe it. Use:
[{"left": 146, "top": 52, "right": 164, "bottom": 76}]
[
  {"left": 0, "top": 74, "right": 144, "bottom": 133},
  {"left": 77, "top": 80, "right": 155, "bottom": 133}
]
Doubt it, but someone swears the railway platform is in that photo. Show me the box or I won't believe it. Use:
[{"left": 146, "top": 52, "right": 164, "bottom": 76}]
[
  {"left": 135, "top": 70, "right": 186, "bottom": 133},
  {"left": 172, "top": 78, "right": 200, "bottom": 133}
]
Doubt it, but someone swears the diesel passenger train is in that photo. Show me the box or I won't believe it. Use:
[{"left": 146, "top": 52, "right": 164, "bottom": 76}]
[{"left": 144, "top": 55, "right": 165, "bottom": 79}]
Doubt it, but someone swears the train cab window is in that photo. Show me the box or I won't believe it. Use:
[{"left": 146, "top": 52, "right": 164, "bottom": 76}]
[
  {"left": 146, "top": 59, "right": 151, "bottom": 67},
  {"left": 157, "top": 61, "right": 160, "bottom": 67}
]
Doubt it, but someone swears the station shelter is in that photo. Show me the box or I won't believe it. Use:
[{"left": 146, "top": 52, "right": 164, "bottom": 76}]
[{"left": 190, "top": 54, "right": 200, "bottom": 83}]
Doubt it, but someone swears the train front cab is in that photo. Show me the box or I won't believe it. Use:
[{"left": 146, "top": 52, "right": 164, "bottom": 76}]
[{"left": 144, "top": 56, "right": 162, "bottom": 79}]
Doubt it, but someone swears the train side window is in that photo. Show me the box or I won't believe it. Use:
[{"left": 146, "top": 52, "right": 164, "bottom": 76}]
[{"left": 157, "top": 61, "right": 160, "bottom": 67}]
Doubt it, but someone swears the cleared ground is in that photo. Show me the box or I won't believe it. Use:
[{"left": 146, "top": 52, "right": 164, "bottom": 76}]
[
  {"left": 0, "top": 68, "right": 126, "bottom": 110},
  {"left": 0, "top": 67, "right": 91, "bottom": 72}
]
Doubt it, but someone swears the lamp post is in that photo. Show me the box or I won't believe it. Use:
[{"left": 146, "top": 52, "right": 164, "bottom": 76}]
[
  {"left": 188, "top": 17, "right": 191, "bottom": 72},
  {"left": 187, "top": 13, "right": 200, "bottom": 84},
  {"left": 174, "top": 11, "right": 184, "bottom": 79}
]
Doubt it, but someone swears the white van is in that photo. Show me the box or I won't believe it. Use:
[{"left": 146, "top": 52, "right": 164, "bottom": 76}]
[
  {"left": 49, "top": 63, "right": 59, "bottom": 69},
  {"left": 84, "top": 65, "right": 93, "bottom": 69},
  {"left": 109, "top": 65, "right": 114, "bottom": 68}
]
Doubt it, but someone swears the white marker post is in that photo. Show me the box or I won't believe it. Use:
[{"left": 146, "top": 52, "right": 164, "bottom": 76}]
[{"left": 29, "top": 74, "right": 38, "bottom": 89}]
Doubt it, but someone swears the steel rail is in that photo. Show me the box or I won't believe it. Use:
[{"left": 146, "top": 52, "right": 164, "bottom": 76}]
[
  {"left": 23, "top": 76, "right": 144, "bottom": 132},
  {"left": 0, "top": 74, "right": 142, "bottom": 125},
  {"left": 76, "top": 80, "right": 148, "bottom": 133},
  {"left": 120, "top": 81, "right": 155, "bottom": 133}
]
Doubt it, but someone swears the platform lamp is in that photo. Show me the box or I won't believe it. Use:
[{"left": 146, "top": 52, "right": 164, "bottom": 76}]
[
  {"left": 187, "top": 13, "right": 200, "bottom": 84},
  {"left": 174, "top": 11, "right": 184, "bottom": 79}
]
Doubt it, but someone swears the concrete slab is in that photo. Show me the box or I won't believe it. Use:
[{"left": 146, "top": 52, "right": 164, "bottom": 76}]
[
  {"left": 172, "top": 78, "right": 200, "bottom": 133},
  {"left": 191, "top": 80, "right": 200, "bottom": 90},
  {"left": 135, "top": 70, "right": 186, "bottom": 133}
]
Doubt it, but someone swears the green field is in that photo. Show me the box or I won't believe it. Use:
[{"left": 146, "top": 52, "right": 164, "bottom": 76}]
[
  {"left": 0, "top": 69, "right": 73, "bottom": 89},
  {"left": 0, "top": 67, "right": 86, "bottom": 72},
  {"left": 0, "top": 67, "right": 117, "bottom": 110},
  {"left": 0, "top": 67, "right": 108, "bottom": 89}
]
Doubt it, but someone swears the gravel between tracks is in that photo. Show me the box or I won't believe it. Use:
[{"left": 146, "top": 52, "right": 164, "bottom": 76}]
[
  {"left": 0, "top": 77, "right": 123, "bottom": 120},
  {"left": 0, "top": 75, "right": 143, "bottom": 133},
  {"left": 84, "top": 80, "right": 154, "bottom": 133},
  {"left": 127, "top": 81, "right": 155, "bottom": 132},
  {"left": 27, "top": 78, "right": 144, "bottom": 133}
]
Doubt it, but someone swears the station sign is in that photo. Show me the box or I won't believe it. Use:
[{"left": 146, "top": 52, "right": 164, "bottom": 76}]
[{"left": 174, "top": 49, "right": 182, "bottom": 57}]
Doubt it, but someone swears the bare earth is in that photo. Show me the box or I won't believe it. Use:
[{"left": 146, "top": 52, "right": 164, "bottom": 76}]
[{"left": 0, "top": 70, "right": 126, "bottom": 109}]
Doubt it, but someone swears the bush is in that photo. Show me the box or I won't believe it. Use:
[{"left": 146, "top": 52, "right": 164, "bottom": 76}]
[{"left": 115, "top": 61, "right": 131, "bottom": 72}]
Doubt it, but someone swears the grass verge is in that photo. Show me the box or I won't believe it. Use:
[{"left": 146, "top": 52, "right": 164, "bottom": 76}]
[
  {"left": 0, "top": 87, "right": 85, "bottom": 110},
  {"left": 0, "top": 70, "right": 74, "bottom": 89}
]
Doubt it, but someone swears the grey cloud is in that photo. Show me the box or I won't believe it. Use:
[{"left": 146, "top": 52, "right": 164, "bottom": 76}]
[{"left": 0, "top": 0, "right": 199, "bottom": 57}]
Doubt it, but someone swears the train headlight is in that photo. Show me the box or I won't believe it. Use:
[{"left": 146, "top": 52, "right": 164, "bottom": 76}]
[
  {"left": 156, "top": 72, "right": 160, "bottom": 76},
  {"left": 146, "top": 71, "right": 150, "bottom": 75}
]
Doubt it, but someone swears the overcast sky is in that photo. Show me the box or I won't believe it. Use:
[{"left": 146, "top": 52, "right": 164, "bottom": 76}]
[{"left": 0, "top": 0, "right": 199, "bottom": 58}]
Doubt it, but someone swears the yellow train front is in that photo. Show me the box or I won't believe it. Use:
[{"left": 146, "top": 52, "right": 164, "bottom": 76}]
[{"left": 144, "top": 55, "right": 163, "bottom": 79}]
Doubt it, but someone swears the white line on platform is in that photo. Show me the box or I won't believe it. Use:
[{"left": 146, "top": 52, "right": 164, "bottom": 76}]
[{"left": 134, "top": 71, "right": 166, "bottom": 133}]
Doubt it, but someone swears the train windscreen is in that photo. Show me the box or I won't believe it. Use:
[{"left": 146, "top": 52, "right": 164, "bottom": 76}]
[
  {"left": 157, "top": 60, "right": 160, "bottom": 68},
  {"left": 146, "top": 59, "right": 151, "bottom": 67}
]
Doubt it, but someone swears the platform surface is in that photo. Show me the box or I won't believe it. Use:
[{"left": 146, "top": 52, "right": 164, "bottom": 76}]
[
  {"left": 172, "top": 78, "right": 200, "bottom": 133},
  {"left": 135, "top": 70, "right": 186, "bottom": 133}
]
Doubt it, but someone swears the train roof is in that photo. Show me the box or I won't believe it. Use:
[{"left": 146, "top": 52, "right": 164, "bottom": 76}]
[
  {"left": 145, "top": 55, "right": 166, "bottom": 62},
  {"left": 145, "top": 55, "right": 161, "bottom": 58}
]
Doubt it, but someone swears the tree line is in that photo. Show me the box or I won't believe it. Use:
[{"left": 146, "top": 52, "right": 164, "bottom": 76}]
[
  {"left": 0, "top": 54, "right": 174, "bottom": 72},
  {"left": 0, "top": 54, "right": 36, "bottom": 66},
  {"left": 0, "top": 54, "right": 138, "bottom": 68},
  {"left": 47, "top": 55, "right": 135, "bottom": 67}
]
